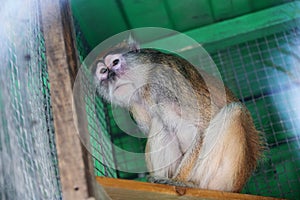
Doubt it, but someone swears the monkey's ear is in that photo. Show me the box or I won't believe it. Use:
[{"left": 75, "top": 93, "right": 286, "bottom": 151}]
[{"left": 128, "top": 34, "right": 140, "bottom": 52}]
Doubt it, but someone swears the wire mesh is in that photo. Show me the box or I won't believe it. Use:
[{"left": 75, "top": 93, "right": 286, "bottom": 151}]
[
  {"left": 74, "top": 20, "right": 148, "bottom": 180},
  {"left": 211, "top": 27, "right": 300, "bottom": 199},
  {"left": 0, "top": 0, "right": 62, "bottom": 199},
  {"left": 74, "top": 22, "right": 118, "bottom": 178}
]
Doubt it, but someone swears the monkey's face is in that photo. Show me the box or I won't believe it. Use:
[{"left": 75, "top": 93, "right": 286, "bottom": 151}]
[{"left": 95, "top": 52, "right": 139, "bottom": 107}]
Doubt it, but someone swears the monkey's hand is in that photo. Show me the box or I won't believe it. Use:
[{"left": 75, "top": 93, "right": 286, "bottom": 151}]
[{"left": 147, "top": 175, "right": 196, "bottom": 188}]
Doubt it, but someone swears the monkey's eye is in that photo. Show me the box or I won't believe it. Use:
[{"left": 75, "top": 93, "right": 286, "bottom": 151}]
[
  {"left": 100, "top": 68, "right": 108, "bottom": 74},
  {"left": 112, "top": 59, "right": 119, "bottom": 66}
]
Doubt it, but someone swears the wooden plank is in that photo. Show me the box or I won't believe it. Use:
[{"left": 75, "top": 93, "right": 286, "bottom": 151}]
[
  {"left": 96, "top": 177, "right": 284, "bottom": 200},
  {"left": 144, "top": 2, "right": 300, "bottom": 54},
  {"left": 71, "top": 0, "right": 128, "bottom": 48},
  {"left": 188, "top": 1, "right": 300, "bottom": 53},
  {"left": 250, "top": 0, "right": 288, "bottom": 11},
  {"left": 165, "top": 0, "right": 214, "bottom": 31},
  {"left": 121, "top": 0, "right": 174, "bottom": 29},
  {"left": 210, "top": 0, "right": 251, "bottom": 21},
  {"left": 39, "top": 0, "right": 99, "bottom": 199}
]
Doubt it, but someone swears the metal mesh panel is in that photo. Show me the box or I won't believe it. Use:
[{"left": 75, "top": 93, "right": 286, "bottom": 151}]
[
  {"left": 0, "top": 0, "right": 62, "bottom": 199},
  {"left": 74, "top": 24, "right": 118, "bottom": 178},
  {"left": 74, "top": 21, "right": 148, "bottom": 180},
  {"left": 90, "top": 100, "right": 147, "bottom": 180},
  {"left": 211, "top": 28, "right": 300, "bottom": 199}
]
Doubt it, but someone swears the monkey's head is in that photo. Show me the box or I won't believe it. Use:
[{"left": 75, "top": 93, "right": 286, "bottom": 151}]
[{"left": 93, "top": 36, "right": 147, "bottom": 107}]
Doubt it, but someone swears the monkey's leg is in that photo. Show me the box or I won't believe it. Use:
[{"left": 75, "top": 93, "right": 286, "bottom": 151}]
[
  {"left": 145, "top": 117, "right": 199, "bottom": 188},
  {"left": 173, "top": 102, "right": 260, "bottom": 192},
  {"left": 147, "top": 175, "right": 195, "bottom": 188},
  {"left": 145, "top": 117, "right": 184, "bottom": 184}
]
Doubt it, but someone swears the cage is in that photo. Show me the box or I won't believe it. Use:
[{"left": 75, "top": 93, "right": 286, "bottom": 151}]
[
  {"left": 1, "top": 0, "right": 300, "bottom": 200},
  {"left": 72, "top": 0, "right": 300, "bottom": 199}
]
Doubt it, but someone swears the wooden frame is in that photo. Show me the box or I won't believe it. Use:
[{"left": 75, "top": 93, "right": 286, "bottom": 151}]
[
  {"left": 97, "top": 177, "right": 284, "bottom": 200},
  {"left": 40, "top": 0, "right": 100, "bottom": 199}
]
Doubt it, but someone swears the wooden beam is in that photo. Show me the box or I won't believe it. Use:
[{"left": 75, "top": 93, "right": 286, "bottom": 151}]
[
  {"left": 144, "top": 2, "right": 300, "bottom": 53},
  {"left": 187, "top": 1, "right": 300, "bottom": 53},
  {"left": 39, "top": 0, "right": 99, "bottom": 199},
  {"left": 96, "top": 177, "right": 284, "bottom": 200}
]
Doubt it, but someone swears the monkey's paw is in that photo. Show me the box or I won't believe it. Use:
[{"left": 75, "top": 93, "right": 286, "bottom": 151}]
[{"left": 147, "top": 175, "right": 195, "bottom": 188}]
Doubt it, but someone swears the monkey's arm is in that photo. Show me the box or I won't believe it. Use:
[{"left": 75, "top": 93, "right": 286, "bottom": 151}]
[
  {"left": 145, "top": 117, "right": 183, "bottom": 178},
  {"left": 130, "top": 103, "right": 151, "bottom": 134}
]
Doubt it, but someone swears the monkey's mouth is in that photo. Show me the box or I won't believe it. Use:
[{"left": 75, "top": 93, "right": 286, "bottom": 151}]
[
  {"left": 115, "top": 83, "right": 128, "bottom": 90},
  {"left": 113, "top": 83, "right": 133, "bottom": 93}
]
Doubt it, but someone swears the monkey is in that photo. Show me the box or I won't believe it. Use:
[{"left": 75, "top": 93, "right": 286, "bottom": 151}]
[{"left": 93, "top": 37, "right": 262, "bottom": 192}]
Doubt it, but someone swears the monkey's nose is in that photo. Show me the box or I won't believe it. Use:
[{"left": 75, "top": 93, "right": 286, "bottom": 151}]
[{"left": 107, "top": 70, "right": 116, "bottom": 80}]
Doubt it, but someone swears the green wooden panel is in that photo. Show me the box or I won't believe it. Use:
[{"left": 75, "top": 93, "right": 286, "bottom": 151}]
[
  {"left": 121, "top": 0, "right": 174, "bottom": 29},
  {"left": 145, "top": 2, "right": 300, "bottom": 54},
  {"left": 71, "top": 0, "right": 128, "bottom": 48},
  {"left": 71, "top": 0, "right": 293, "bottom": 48},
  {"left": 191, "top": 1, "right": 300, "bottom": 52},
  {"left": 211, "top": 0, "right": 252, "bottom": 21},
  {"left": 165, "top": 0, "right": 214, "bottom": 31},
  {"left": 250, "top": 0, "right": 291, "bottom": 11}
]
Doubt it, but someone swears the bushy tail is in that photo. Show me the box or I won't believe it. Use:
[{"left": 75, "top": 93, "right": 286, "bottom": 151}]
[{"left": 189, "top": 102, "right": 263, "bottom": 192}]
